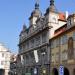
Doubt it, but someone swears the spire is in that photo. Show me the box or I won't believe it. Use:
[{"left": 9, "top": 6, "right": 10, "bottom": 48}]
[
  {"left": 22, "top": 23, "right": 27, "bottom": 31},
  {"left": 45, "top": 0, "right": 57, "bottom": 15},
  {"left": 35, "top": 0, "right": 39, "bottom": 9},
  {"left": 49, "top": 0, "right": 55, "bottom": 12},
  {"left": 50, "top": 0, "right": 54, "bottom": 6},
  {"left": 29, "top": 0, "right": 41, "bottom": 19}
]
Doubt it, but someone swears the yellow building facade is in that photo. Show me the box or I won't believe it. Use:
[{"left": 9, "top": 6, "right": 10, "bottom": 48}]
[{"left": 50, "top": 14, "right": 75, "bottom": 75}]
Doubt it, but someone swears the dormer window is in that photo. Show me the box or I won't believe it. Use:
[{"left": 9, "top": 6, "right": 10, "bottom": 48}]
[
  {"left": 67, "top": 17, "right": 72, "bottom": 29},
  {"left": 67, "top": 14, "right": 75, "bottom": 28},
  {"left": 67, "top": 18, "right": 71, "bottom": 26}
]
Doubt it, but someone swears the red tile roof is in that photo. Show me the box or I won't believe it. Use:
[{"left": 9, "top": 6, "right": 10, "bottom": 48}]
[{"left": 59, "top": 13, "right": 66, "bottom": 21}]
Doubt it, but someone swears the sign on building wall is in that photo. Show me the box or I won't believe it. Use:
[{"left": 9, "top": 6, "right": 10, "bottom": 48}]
[{"left": 59, "top": 65, "right": 64, "bottom": 75}]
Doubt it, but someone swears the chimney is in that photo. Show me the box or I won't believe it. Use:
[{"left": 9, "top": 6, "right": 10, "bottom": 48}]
[{"left": 65, "top": 11, "right": 69, "bottom": 19}]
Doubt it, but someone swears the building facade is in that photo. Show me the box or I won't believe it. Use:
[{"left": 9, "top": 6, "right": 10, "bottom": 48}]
[
  {"left": 10, "top": 54, "right": 17, "bottom": 75},
  {"left": 18, "top": 0, "right": 67, "bottom": 75},
  {"left": 0, "top": 43, "right": 11, "bottom": 75},
  {"left": 50, "top": 14, "right": 75, "bottom": 75}
]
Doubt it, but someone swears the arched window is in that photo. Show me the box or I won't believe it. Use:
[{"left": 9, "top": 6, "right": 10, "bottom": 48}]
[
  {"left": 52, "top": 68, "right": 58, "bottom": 75},
  {"left": 68, "top": 37, "right": 74, "bottom": 59},
  {"left": 64, "top": 67, "right": 70, "bottom": 75}
]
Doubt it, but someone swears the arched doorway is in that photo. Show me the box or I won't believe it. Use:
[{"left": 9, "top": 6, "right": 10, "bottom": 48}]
[
  {"left": 64, "top": 67, "right": 69, "bottom": 75},
  {"left": 73, "top": 69, "right": 75, "bottom": 75},
  {"left": 52, "top": 68, "right": 58, "bottom": 75},
  {"left": 0, "top": 69, "right": 5, "bottom": 75}
]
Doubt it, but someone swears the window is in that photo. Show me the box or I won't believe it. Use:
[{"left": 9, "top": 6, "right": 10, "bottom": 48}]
[
  {"left": 42, "top": 32, "right": 47, "bottom": 43},
  {"left": 62, "top": 51, "right": 68, "bottom": 61},
  {"left": 68, "top": 37, "right": 74, "bottom": 59},
  {"left": 35, "top": 36, "right": 40, "bottom": 46},
  {"left": 2, "top": 53, "right": 4, "bottom": 57},
  {"left": 61, "top": 35, "right": 67, "bottom": 44},
  {"left": 19, "top": 46, "right": 22, "bottom": 53},
  {"left": 51, "top": 54, "right": 55, "bottom": 62},
  {"left": 25, "top": 54, "right": 29, "bottom": 64},
  {"left": 26, "top": 41, "right": 29, "bottom": 49},
  {"left": 19, "top": 45, "right": 24, "bottom": 52},
  {"left": 56, "top": 38, "right": 59, "bottom": 47},
  {"left": 67, "top": 18, "right": 71, "bottom": 26},
  {"left": 55, "top": 53, "right": 59, "bottom": 62},
  {"left": 30, "top": 39, "right": 34, "bottom": 48},
  {"left": 54, "top": 40, "right": 56, "bottom": 48},
  {"left": 52, "top": 17, "right": 58, "bottom": 23},
  {"left": 26, "top": 68, "right": 29, "bottom": 73},
  {"left": 27, "top": 41, "right": 29, "bottom": 49},
  {"left": 23, "top": 43, "right": 26, "bottom": 50},
  {"left": 51, "top": 40, "right": 54, "bottom": 49},
  {"left": 1, "top": 61, "right": 4, "bottom": 65},
  {"left": 30, "top": 52, "right": 34, "bottom": 58},
  {"left": 51, "top": 40, "right": 57, "bottom": 48}
]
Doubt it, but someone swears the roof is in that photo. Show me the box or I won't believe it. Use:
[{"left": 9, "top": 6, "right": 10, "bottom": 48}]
[
  {"left": 59, "top": 13, "right": 66, "bottom": 21},
  {"left": 55, "top": 24, "right": 67, "bottom": 34},
  {"left": 53, "top": 24, "right": 67, "bottom": 38},
  {"left": 50, "top": 25, "right": 75, "bottom": 40},
  {"left": 67, "top": 13, "right": 75, "bottom": 19}
]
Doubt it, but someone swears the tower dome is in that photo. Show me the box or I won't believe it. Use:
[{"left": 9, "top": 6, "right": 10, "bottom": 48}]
[
  {"left": 45, "top": 0, "right": 57, "bottom": 15},
  {"left": 29, "top": 0, "right": 42, "bottom": 19}
]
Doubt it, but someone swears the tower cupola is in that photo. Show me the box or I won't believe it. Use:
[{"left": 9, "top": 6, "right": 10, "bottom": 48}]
[
  {"left": 45, "top": 0, "right": 57, "bottom": 15},
  {"left": 29, "top": 0, "right": 42, "bottom": 25}
]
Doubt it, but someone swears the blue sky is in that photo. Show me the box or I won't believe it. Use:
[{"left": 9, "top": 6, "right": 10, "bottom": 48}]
[{"left": 0, "top": 0, "right": 75, "bottom": 53}]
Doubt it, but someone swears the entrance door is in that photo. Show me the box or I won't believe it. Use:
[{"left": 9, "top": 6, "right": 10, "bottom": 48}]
[
  {"left": 0, "top": 69, "right": 5, "bottom": 75},
  {"left": 64, "top": 68, "right": 69, "bottom": 75}
]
